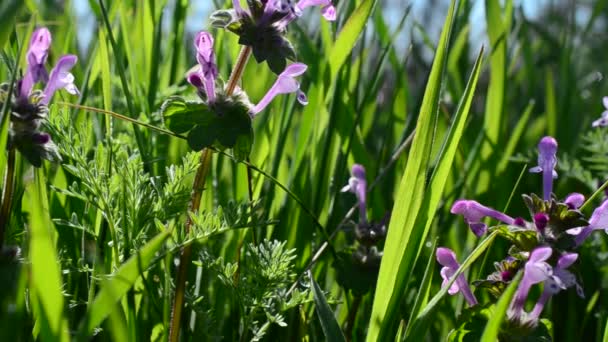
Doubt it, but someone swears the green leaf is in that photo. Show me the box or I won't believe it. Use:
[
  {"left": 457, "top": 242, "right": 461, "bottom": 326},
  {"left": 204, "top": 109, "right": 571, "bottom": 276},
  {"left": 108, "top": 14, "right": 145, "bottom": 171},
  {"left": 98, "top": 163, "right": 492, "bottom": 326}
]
[
  {"left": 79, "top": 228, "right": 172, "bottom": 335},
  {"left": 480, "top": 272, "right": 522, "bottom": 342},
  {"left": 310, "top": 272, "right": 347, "bottom": 342}
]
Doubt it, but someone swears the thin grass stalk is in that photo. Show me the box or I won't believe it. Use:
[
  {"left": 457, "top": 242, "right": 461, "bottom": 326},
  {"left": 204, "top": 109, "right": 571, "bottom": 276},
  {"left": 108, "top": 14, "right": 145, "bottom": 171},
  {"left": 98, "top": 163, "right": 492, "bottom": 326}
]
[
  {"left": 0, "top": 147, "right": 15, "bottom": 248},
  {"left": 168, "top": 45, "right": 252, "bottom": 342}
]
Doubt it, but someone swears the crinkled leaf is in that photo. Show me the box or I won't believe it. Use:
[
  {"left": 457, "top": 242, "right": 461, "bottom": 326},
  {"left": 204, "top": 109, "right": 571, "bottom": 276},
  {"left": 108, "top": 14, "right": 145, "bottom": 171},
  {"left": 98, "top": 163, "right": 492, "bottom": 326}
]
[
  {"left": 489, "top": 225, "right": 538, "bottom": 251},
  {"left": 185, "top": 99, "right": 253, "bottom": 160},
  {"left": 161, "top": 97, "right": 214, "bottom": 134},
  {"left": 210, "top": 9, "right": 238, "bottom": 29}
]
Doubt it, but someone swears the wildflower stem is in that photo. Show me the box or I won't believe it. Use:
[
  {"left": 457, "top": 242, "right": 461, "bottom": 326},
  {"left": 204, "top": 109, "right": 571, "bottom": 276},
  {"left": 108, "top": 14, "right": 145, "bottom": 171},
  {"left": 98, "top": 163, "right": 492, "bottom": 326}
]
[
  {"left": 0, "top": 148, "right": 16, "bottom": 248},
  {"left": 225, "top": 46, "right": 252, "bottom": 95},
  {"left": 168, "top": 148, "right": 213, "bottom": 342},
  {"left": 169, "top": 45, "right": 252, "bottom": 342}
]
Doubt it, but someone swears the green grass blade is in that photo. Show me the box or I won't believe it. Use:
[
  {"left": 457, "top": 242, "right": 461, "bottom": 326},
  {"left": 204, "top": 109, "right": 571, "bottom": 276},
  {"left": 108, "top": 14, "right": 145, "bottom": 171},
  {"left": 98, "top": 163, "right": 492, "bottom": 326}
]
[
  {"left": 0, "top": 2, "right": 23, "bottom": 49},
  {"left": 328, "top": 0, "right": 378, "bottom": 80},
  {"left": 478, "top": 0, "right": 512, "bottom": 191},
  {"left": 79, "top": 228, "right": 172, "bottom": 336},
  {"left": 405, "top": 232, "right": 498, "bottom": 341},
  {"left": 311, "top": 272, "right": 347, "bottom": 342},
  {"left": 29, "top": 168, "right": 69, "bottom": 342},
  {"left": 480, "top": 272, "right": 522, "bottom": 341},
  {"left": 366, "top": 2, "right": 458, "bottom": 340}
]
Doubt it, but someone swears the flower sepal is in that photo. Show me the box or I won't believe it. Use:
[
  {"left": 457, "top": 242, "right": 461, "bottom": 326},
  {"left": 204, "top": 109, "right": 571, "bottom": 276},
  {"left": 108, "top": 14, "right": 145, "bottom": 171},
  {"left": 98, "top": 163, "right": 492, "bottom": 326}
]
[{"left": 473, "top": 257, "right": 522, "bottom": 299}]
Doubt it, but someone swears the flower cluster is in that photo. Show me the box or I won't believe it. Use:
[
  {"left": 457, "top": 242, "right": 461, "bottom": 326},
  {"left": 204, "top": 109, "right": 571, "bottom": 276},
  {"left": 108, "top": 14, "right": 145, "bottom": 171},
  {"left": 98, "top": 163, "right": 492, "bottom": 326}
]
[
  {"left": 210, "top": 0, "right": 336, "bottom": 73},
  {"left": 0, "top": 27, "right": 78, "bottom": 167},
  {"left": 437, "top": 135, "right": 608, "bottom": 334}
]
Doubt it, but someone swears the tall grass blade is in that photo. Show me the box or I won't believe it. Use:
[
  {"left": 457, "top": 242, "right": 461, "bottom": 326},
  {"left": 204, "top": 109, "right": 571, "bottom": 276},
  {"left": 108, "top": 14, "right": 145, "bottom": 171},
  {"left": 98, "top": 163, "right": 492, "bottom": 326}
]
[
  {"left": 29, "top": 168, "right": 69, "bottom": 341},
  {"left": 366, "top": 2, "right": 459, "bottom": 340},
  {"left": 328, "top": 0, "right": 378, "bottom": 80}
]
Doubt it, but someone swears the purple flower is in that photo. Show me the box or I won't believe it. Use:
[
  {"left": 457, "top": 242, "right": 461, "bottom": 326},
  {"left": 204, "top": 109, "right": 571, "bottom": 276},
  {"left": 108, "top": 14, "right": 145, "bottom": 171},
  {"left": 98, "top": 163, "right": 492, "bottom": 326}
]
[
  {"left": 20, "top": 28, "right": 52, "bottom": 99},
  {"left": 251, "top": 63, "right": 308, "bottom": 116},
  {"left": 568, "top": 199, "right": 608, "bottom": 245},
  {"left": 564, "top": 193, "right": 585, "bottom": 209},
  {"left": 436, "top": 247, "right": 478, "bottom": 306},
  {"left": 276, "top": 0, "right": 336, "bottom": 29},
  {"left": 295, "top": 0, "right": 337, "bottom": 21},
  {"left": 592, "top": 97, "right": 608, "bottom": 128},
  {"left": 41, "top": 55, "right": 79, "bottom": 105},
  {"left": 533, "top": 212, "right": 549, "bottom": 233},
  {"left": 529, "top": 253, "right": 582, "bottom": 320},
  {"left": 510, "top": 247, "right": 553, "bottom": 321},
  {"left": 188, "top": 31, "right": 218, "bottom": 103},
  {"left": 450, "top": 200, "right": 516, "bottom": 237},
  {"left": 529, "top": 136, "right": 558, "bottom": 201},
  {"left": 341, "top": 164, "right": 367, "bottom": 223}
]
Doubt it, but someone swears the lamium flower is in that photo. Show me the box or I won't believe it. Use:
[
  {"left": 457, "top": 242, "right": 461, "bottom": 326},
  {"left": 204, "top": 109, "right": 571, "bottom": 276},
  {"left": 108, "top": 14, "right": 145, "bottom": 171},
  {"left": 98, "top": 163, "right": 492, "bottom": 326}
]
[
  {"left": 250, "top": 62, "right": 308, "bottom": 116},
  {"left": 450, "top": 200, "right": 516, "bottom": 237},
  {"left": 564, "top": 193, "right": 585, "bottom": 209},
  {"left": 568, "top": 198, "right": 608, "bottom": 245},
  {"left": 592, "top": 96, "right": 608, "bottom": 128},
  {"left": 0, "top": 27, "right": 79, "bottom": 167},
  {"left": 41, "top": 55, "right": 79, "bottom": 105},
  {"left": 529, "top": 136, "right": 558, "bottom": 201},
  {"left": 529, "top": 253, "right": 582, "bottom": 321},
  {"left": 509, "top": 247, "right": 553, "bottom": 322},
  {"left": 20, "top": 27, "right": 51, "bottom": 98},
  {"left": 436, "top": 247, "right": 478, "bottom": 306},
  {"left": 341, "top": 164, "right": 368, "bottom": 224},
  {"left": 189, "top": 31, "right": 218, "bottom": 103}
]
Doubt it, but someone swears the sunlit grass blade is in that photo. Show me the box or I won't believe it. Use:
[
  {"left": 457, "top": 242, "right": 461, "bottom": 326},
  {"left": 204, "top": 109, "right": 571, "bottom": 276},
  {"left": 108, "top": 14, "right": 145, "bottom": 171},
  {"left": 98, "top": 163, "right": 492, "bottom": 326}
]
[
  {"left": 328, "top": 0, "right": 378, "bottom": 80},
  {"left": 366, "top": 2, "right": 458, "bottom": 340},
  {"left": 477, "top": 0, "right": 512, "bottom": 191},
  {"left": 405, "top": 232, "right": 498, "bottom": 341},
  {"left": 311, "top": 272, "right": 347, "bottom": 342},
  {"left": 480, "top": 272, "right": 522, "bottom": 341},
  {"left": 78, "top": 228, "right": 172, "bottom": 336},
  {"left": 29, "top": 168, "right": 69, "bottom": 342},
  {"left": 403, "top": 239, "right": 437, "bottom": 337}
]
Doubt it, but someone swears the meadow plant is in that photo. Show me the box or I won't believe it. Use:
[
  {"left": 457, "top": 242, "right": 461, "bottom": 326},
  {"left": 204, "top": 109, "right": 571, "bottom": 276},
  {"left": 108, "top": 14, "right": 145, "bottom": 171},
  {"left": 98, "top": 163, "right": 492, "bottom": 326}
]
[{"left": 4, "top": 1, "right": 608, "bottom": 341}]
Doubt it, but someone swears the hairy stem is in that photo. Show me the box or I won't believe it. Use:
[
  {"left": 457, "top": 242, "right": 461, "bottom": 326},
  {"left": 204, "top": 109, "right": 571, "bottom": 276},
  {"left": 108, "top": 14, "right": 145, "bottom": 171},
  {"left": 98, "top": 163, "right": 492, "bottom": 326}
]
[
  {"left": 168, "top": 45, "right": 252, "bottom": 342},
  {"left": 0, "top": 148, "right": 16, "bottom": 249}
]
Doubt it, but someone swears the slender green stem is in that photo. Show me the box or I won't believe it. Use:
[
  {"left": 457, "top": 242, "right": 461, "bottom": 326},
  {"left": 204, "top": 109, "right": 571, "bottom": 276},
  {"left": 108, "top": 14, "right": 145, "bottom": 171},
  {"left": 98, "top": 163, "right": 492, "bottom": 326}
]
[
  {"left": 0, "top": 148, "right": 16, "bottom": 248},
  {"left": 168, "top": 45, "right": 252, "bottom": 342}
]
